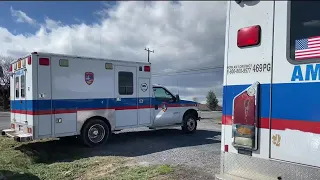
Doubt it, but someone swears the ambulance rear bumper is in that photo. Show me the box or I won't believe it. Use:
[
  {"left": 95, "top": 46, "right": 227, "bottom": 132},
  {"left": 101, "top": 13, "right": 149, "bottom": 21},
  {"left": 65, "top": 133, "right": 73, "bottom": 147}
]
[{"left": 1, "top": 129, "right": 33, "bottom": 142}]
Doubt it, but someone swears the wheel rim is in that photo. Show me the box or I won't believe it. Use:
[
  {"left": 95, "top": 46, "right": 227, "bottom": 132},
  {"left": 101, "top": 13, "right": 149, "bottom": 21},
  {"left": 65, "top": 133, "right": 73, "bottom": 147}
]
[
  {"left": 88, "top": 124, "right": 106, "bottom": 143},
  {"left": 187, "top": 118, "right": 195, "bottom": 131}
]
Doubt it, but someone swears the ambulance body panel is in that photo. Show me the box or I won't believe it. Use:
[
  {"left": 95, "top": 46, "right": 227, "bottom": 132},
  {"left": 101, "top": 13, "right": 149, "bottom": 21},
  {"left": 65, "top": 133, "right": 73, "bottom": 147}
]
[
  {"left": 217, "top": 1, "right": 320, "bottom": 179},
  {"left": 3, "top": 52, "right": 199, "bottom": 146}
]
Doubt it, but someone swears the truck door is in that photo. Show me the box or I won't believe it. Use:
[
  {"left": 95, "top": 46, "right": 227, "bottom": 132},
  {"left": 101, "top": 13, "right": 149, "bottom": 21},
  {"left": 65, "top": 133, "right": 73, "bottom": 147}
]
[
  {"left": 152, "top": 87, "right": 179, "bottom": 126},
  {"left": 270, "top": 1, "right": 320, "bottom": 167},
  {"left": 115, "top": 65, "right": 138, "bottom": 127},
  {"left": 37, "top": 56, "right": 52, "bottom": 137},
  {"left": 138, "top": 78, "right": 152, "bottom": 125},
  {"left": 223, "top": 0, "right": 274, "bottom": 159},
  {"left": 13, "top": 66, "right": 27, "bottom": 125}
]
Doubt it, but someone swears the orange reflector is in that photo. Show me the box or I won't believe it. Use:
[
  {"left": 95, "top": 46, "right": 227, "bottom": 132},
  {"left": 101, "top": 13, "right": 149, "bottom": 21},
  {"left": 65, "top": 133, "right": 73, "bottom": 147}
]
[
  {"left": 18, "top": 60, "right": 21, "bottom": 68},
  {"left": 27, "top": 128, "right": 32, "bottom": 134}
]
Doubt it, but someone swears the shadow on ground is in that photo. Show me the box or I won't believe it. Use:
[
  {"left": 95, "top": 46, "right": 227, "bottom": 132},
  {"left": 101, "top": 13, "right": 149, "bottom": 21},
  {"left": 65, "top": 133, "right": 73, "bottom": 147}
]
[
  {"left": 0, "top": 170, "right": 40, "bottom": 180},
  {"left": 15, "top": 128, "right": 221, "bottom": 164}
]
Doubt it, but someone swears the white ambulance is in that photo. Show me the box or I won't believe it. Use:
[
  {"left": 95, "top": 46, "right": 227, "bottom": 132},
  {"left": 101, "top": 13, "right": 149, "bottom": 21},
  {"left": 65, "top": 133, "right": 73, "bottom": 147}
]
[
  {"left": 1, "top": 52, "right": 200, "bottom": 147},
  {"left": 216, "top": 0, "right": 320, "bottom": 179}
]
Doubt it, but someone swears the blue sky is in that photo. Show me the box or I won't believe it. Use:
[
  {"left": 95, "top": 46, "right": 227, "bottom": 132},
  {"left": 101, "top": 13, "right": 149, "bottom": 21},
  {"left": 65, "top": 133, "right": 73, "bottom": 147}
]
[{"left": 0, "top": 1, "right": 117, "bottom": 35}]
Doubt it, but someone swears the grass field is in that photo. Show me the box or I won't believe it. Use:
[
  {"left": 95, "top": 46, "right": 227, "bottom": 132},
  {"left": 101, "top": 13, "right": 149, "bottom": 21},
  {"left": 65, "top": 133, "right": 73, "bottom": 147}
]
[{"left": 0, "top": 137, "right": 174, "bottom": 180}]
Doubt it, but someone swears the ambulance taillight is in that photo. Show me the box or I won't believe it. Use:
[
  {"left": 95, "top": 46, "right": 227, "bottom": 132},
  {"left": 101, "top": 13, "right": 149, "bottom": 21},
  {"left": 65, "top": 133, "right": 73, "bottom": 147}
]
[
  {"left": 237, "top": 25, "right": 261, "bottom": 48},
  {"left": 39, "top": 58, "right": 50, "bottom": 66},
  {"left": 144, "top": 66, "right": 150, "bottom": 72},
  {"left": 28, "top": 56, "right": 32, "bottom": 65},
  {"left": 232, "top": 82, "right": 260, "bottom": 150},
  {"left": 9, "top": 64, "right": 12, "bottom": 72}
]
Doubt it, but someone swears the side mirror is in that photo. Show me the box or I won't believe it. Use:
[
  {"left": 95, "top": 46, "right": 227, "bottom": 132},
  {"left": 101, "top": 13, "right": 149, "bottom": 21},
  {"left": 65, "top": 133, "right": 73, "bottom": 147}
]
[{"left": 175, "top": 94, "right": 180, "bottom": 102}]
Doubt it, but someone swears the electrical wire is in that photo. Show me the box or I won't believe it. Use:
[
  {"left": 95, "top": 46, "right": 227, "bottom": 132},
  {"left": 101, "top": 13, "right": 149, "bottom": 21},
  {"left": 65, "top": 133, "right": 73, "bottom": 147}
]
[
  {"left": 152, "top": 67, "right": 223, "bottom": 77},
  {"left": 152, "top": 65, "right": 223, "bottom": 77}
]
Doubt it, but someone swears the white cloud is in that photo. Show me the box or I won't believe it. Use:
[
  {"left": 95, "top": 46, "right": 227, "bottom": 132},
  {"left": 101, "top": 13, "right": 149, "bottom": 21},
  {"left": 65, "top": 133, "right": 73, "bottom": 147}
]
[
  {"left": 2, "top": 2, "right": 227, "bottom": 104},
  {"left": 10, "top": 6, "right": 37, "bottom": 26}
]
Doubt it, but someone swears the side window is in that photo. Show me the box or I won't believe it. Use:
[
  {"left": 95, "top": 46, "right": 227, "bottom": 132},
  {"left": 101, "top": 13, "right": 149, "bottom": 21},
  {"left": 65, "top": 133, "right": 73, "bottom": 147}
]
[
  {"left": 15, "top": 76, "right": 19, "bottom": 98},
  {"left": 118, "top": 71, "right": 133, "bottom": 95},
  {"left": 153, "top": 87, "right": 174, "bottom": 102},
  {"left": 21, "top": 75, "right": 25, "bottom": 98},
  {"left": 289, "top": 2, "right": 320, "bottom": 63}
]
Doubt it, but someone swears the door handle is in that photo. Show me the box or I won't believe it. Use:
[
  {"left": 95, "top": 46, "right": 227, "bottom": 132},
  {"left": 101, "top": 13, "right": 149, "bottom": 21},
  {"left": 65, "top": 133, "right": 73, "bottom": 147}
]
[{"left": 155, "top": 105, "right": 158, "bottom": 110}]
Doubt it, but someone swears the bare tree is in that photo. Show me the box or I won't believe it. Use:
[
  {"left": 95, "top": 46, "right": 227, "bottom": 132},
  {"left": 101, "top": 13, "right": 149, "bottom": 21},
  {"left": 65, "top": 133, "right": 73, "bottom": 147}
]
[{"left": 0, "top": 55, "right": 14, "bottom": 111}]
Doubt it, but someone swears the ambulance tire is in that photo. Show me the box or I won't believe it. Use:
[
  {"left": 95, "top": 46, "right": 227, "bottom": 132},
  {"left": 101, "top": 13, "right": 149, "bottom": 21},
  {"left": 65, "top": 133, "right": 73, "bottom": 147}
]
[
  {"left": 81, "top": 118, "right": 110, "bottom": 147},
  {"left": 181, "top": 113, "right": 197, "bottom": 133}
]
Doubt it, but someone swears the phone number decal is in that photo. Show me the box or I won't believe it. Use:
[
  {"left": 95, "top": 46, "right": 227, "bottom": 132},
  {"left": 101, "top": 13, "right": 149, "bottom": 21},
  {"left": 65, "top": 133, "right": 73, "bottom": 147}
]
[{"left": 227, "top": 63, "right": 271, "bottom": 75}]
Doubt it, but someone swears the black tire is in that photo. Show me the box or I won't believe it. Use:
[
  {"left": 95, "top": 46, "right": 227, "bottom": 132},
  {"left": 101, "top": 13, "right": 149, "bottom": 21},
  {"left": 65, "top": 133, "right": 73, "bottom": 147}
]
[
  {"left": 182, "top": 113, "right": 197, "bottom": 133},
  {"left": 81, "top": 118, "right": 110, "bottom": 147}
]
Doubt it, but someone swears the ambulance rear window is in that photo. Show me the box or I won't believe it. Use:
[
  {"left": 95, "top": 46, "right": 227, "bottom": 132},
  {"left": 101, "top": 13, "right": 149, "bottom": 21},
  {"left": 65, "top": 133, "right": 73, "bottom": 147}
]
[
  {"left": 21, "top": 75, "right": 25, "bottom": 98},
  {"left": 118, "top": 71, "right": 133, "bottom": 95},
  {"left": 289, "top": 1, "right": 320, "bottom": 62},
  {"left": 15, "top": 76, "right": 19, "bottom": 98}
]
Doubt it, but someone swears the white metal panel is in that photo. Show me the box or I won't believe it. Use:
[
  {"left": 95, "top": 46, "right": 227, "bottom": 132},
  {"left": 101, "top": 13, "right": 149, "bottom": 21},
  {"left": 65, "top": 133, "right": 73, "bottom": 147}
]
[
  {"left": 37, "top": 56, "right": 52, "bottom": 136},
  {"left": 138, "top": 78, "right": 152, "bottom": 125},
  {"left": 51, "top": 57, "right": 115, "bottom": 99},
  {"left": 114, "top": 65, "right": 138, "bottom": 128},
  {"left": 54, "top": 113, "right": 77, "bottom": 136},
  {"left": 223, "top": 0, "right": 274, "bottom": 160},
  {"left": 225, "top": 1, "right": 274, "bottom": 86}
]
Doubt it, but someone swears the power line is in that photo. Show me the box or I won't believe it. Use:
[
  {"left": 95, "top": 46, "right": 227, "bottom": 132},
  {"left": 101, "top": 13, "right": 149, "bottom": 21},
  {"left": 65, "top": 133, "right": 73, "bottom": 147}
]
[
  {"left": 152, "top": 65, "right": 223, "bottom": 76},
  {"left": 152, "top": 67, "right": 223, "bottom": 77}
]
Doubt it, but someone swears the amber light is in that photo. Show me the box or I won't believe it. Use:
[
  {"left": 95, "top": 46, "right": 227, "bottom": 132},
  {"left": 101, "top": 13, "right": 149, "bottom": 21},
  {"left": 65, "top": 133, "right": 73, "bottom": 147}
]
[
  {"left": 27, "top": 127, "right": 32, "bottom": 134},
  {"left": 237, "top": 25, "right": 261, "bottom": 48}
]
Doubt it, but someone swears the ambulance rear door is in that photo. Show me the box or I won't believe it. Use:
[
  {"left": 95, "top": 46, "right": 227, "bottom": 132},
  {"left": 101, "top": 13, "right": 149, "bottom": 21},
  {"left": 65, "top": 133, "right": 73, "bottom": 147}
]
[{"left": 270, "top": 1, "right": 320, "bottom": 167}]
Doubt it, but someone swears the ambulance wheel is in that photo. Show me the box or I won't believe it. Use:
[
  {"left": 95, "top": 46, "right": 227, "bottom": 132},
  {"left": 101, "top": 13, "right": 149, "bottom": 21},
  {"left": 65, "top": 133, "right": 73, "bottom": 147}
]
[
  {"left": 81, "top": 118, "right": 110, "bottom": 147},
  {"left": 182, "top": 113, "right": 197, "bottom": 133}
]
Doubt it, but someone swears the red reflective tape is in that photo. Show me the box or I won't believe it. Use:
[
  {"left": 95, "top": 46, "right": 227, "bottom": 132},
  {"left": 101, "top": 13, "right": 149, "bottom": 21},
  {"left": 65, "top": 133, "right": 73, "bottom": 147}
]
[{"left": 222, "top": 115, "right": 269, "bottom": 129}]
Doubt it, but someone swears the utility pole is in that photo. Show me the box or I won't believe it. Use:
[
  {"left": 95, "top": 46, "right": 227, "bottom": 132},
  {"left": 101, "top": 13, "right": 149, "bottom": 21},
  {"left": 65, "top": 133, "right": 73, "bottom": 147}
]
[{"left": 144, "top": 47, "right": 154, "bottom": 63}]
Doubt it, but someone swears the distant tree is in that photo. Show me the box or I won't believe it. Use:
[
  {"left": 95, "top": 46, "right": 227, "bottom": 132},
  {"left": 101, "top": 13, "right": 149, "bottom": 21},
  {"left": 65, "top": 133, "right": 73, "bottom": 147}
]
[
  {"left": 192, "top": 97, "right": 198, "bottom": 103},
  {"left": 206, "top": 90, "right": 219, "bottom": 111},
  {"left": 0, "top": 55, "right": 14, "bottom": 111}
]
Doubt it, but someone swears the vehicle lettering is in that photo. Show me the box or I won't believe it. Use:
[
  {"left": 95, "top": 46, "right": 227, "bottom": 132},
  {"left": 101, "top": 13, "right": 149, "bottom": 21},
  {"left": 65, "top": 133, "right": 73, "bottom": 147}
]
[{"left": 291, "top": 64, "right": 320, "bottom": 81}]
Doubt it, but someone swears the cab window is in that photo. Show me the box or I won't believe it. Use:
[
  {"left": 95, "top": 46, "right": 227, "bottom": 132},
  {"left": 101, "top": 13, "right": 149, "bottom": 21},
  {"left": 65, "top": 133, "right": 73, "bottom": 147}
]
[
  {"left": 15, "top": 76, "right": 19, "bottom": 98},
  {"left": 153, "top": 87, "right": 174, "bottom": 102},
  {"left": 21, "top": 75, "right": 25, "bottom": 98},
  {"left": 289, "top": 1, "right": 320, "bottom": 62}
]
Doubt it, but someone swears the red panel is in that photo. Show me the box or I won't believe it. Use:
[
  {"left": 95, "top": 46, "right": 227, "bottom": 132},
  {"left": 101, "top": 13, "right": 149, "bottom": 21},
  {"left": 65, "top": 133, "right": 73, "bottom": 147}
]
[
  {"left": 28, "top": 56, "right": 32, "bottom": 65},
  {"left": 39, "top": 58, "right": 50, "bottom": 66},
  {"left": 233, "top": 91, "right": 256, "bottom": 125},
  {"left": 237, "top": 25, "right": 261, "bottom": 47},
  {"left": 144, "top": 66, "right": 150, "bottom": 72}
]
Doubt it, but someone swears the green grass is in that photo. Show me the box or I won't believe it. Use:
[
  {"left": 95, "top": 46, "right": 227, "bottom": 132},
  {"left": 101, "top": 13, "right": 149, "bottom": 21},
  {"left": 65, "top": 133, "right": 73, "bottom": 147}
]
[{"left": 0, "top": 137, "right": 174, "bottom": 180}]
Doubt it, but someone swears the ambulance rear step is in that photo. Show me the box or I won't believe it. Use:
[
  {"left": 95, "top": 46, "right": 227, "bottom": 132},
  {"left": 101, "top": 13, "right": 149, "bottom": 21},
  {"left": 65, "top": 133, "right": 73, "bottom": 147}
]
[{"left": 1, "top": 129, "right": 33, "bottom": 142}]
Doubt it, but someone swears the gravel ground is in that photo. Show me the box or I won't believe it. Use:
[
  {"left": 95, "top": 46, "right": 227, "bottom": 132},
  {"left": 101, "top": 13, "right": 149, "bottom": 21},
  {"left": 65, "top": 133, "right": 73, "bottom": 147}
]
[
  {"left": 1, "top": 111, "right": 223, "bottom": 179},
  {"left": 85, "top": 118, "right": 222, "bottom": 179}
]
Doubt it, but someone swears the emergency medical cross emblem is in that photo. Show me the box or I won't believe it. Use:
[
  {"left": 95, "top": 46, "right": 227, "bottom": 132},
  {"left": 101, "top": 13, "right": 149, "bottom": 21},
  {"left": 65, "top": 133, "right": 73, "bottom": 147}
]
[{"left": 85, "top": 72, "right": 94, "bottom": 85}]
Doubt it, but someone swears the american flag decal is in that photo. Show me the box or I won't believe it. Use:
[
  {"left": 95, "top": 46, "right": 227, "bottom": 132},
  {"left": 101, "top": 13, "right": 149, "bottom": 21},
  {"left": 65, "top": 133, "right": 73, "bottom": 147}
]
[{"left": 295, "top": 36, "right": 320, "bottom": 60}]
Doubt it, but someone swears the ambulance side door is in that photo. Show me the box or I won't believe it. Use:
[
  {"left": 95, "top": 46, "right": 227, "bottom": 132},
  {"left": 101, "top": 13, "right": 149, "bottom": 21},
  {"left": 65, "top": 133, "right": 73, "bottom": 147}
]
[{"left": 114, "top": 65, "right": 138, "bottom": 127}]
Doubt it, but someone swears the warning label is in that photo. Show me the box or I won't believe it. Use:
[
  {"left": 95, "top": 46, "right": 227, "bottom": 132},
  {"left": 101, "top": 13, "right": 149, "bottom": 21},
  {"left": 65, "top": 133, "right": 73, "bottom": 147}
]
[{"left": 227, "top": 63, "right": 271, "bottom": 75}]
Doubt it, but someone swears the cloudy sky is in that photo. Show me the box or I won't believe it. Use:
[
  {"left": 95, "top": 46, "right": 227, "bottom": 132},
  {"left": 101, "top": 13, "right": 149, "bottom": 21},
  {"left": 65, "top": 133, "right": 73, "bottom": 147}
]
[{"left": 0, "top": 1, "right": 226, "bottom": 105}]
